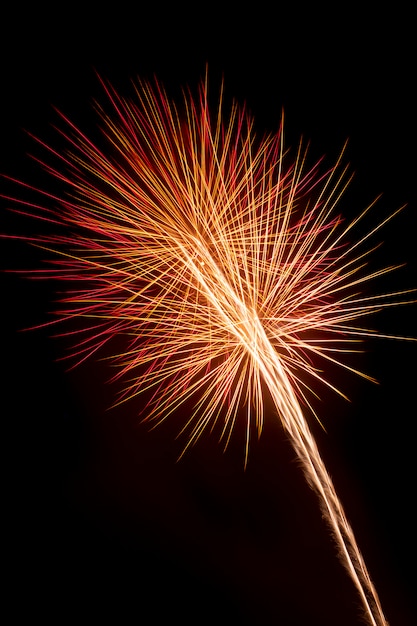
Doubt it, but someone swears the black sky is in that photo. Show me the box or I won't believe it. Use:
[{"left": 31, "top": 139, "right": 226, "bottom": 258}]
[{"left": 2, "top": 5, "right": 416, "bottom": 625}]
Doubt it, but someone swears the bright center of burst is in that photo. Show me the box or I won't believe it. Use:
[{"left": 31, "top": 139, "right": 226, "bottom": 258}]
[{"left": 194, "top": 247, "right": 268, "bottom": 364}]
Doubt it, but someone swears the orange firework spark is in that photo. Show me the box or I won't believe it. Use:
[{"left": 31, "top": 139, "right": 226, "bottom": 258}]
[{"left": 6, "top": 74, "right": 415, "bottom": 625}]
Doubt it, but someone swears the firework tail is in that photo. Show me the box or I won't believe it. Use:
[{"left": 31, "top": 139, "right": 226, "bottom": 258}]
[{"left": 257, "top": 328, "right": 387, "bottom": 626}]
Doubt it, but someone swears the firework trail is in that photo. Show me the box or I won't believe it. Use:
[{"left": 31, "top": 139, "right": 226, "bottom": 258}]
[{"left": 6, "top": 75, "right": 415, "bottom": 624}]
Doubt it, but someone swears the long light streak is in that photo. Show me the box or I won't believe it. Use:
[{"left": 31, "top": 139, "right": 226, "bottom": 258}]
[{"left": 6, "top": 74, "right": 415, "bottom": 625}]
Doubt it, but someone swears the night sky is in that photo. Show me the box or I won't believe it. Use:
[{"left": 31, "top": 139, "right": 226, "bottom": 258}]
[{"left": 2, "top": 5, "right": 416, "bottom": 625}]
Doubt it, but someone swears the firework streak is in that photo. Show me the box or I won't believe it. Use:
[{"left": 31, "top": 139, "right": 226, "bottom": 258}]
[{"left": 8, "top": 75, "right": 415, "bottom": 624}]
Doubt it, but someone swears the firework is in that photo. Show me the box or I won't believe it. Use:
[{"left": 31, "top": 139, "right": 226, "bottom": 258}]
[{"left": 6, "top": 74, "right": 415, "bottom": 625}]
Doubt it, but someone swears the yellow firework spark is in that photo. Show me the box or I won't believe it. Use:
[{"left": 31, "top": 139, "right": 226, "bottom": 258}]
[{"left": 8, "top": 74, "right": 415, "bottom": 625}]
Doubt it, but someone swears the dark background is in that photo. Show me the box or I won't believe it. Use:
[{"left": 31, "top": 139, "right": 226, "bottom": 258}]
[{"left": 1, "top": 5, "right": 416, "bottom": 625}]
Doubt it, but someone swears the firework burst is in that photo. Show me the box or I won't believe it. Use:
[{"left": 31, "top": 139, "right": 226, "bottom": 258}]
[{"left": 5, "top": 74, "right": 415, "bottom": 625}]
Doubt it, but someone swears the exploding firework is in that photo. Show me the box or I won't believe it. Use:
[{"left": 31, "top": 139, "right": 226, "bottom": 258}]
[{"left": 5, "top": 74, "right": 415, "bottom": 625}]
